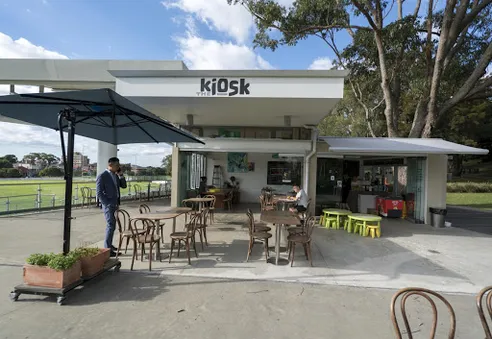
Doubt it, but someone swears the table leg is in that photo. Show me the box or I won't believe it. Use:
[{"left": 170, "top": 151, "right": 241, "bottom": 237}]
[
  {"left": 267, "top": 224, "right": 289, "bottom": 266},
  {"left": 173, "top": 217, "right": 177, "bottom": 233}
]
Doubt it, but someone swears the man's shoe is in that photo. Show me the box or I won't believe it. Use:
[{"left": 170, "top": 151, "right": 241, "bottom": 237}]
[
  {"left": 111, "top": 246, "right": 118, "bottom": 251},
  {"left": 110, "top": 251, "right": 121, "bottom": 257}
]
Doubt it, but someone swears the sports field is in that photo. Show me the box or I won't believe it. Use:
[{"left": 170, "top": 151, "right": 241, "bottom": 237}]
[{"left": 0, "top": 178, "right": 169, "bottom": 212}]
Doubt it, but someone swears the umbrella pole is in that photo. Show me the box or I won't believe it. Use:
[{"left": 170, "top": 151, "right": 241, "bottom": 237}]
[{"left": 59, "top": 110, "right": 76, "bottom": 255}]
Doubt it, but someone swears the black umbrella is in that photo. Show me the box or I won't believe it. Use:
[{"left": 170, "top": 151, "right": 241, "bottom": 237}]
[{"left": 0, "top": 88, "right": 203, "bottom": 254}]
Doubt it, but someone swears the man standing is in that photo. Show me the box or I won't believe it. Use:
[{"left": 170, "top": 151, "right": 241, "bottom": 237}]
[{"left": 96, "top": 157, "right": 127, "bottom": 257}]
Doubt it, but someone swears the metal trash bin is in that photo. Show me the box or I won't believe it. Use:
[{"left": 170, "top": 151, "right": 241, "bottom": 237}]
[{"left": 429, "top": 207, "right": 447, "bottom": 228}]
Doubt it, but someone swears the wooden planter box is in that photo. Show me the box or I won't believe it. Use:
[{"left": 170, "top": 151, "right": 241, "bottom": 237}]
[
  {"left": 23, "top": 261, "right": 82, "bottom": 289},
  {"left": 80, "top": 248, "right": 110, "bottom": 278}
]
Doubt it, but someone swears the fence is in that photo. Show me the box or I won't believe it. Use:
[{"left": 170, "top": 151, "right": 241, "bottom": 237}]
[{"left": 0, "top": 179, "right": 171, "bottom": 214}]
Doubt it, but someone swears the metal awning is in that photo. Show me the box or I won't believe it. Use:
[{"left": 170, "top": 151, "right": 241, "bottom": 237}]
[{"left": 319, "top": 137, "right": 489, "bottom": 156}]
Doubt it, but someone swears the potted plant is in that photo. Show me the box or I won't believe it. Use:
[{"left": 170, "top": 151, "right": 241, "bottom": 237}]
[
  {"left": 71, "top": 247, "right": 110, "bottom": 278},
  {"left": 24, "top": 253, "right": 82, "bottom": 289}
]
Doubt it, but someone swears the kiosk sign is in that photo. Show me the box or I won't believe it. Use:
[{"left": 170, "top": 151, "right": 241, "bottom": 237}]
[{"left": 197, "top": 78, "right": 250, "bottom": 97}]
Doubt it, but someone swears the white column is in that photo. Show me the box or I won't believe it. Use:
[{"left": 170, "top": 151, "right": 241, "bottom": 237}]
[
  {"left": 97, "top": 141, "right": 118, "bottom": 175},
  {"left": 170, "top": 145, "right": 181, "bottom": 207},
  {"left": 425, "top": 154, "right": 448, "bottom": 224}
]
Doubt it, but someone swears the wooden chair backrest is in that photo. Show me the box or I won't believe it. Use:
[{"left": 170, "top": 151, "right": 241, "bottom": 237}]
[
  {"left": 115, "top": 208, "right": 130, "bottom": 233},
  {"left": 139, "top": 204, "right": 151, "bottom": 214},
  {"left": 391, "top": 287, "right": 456, "bottom": 339},
  {"left": 477, "top": 285, "right": 492, "bottom": 339}
]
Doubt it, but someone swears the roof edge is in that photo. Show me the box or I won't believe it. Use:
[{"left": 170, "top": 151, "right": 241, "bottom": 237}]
[{"left": 109, "top": 69, "right": 350, "bottom": 78}]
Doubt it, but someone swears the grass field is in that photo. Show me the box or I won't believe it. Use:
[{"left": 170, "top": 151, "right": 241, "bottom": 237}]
[
  {"left": 446, "top": 193, "right": 492, "bottom": 210},
  {"left": 0, "top": 178, "right": 169, "bottom": 212}
]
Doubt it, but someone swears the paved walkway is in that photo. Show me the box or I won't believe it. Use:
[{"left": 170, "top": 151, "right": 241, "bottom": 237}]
[
  {"left": 0, "top": 268, "right": 484, "bottom": 339},
  {"left": 447, "top": 205, "right": 492, "bottom": 235},
  {"left": 1, "top": 201, "right": 491, "bottom": 294},
  {"left": 0, "top": 200, "right": 490, "bottom": 338}
]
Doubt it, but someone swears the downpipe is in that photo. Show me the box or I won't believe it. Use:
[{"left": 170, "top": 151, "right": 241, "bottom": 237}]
[{"left": 303, "top": 125, "right": 318, "bottom": 195}]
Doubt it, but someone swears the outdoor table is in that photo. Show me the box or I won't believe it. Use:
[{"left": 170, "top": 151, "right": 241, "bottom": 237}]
[
  {"left": 347, "top": 213, "right": 382, "bottom": 235},
  {"left": 183, "top": 197, "right": 214, "bottom": 211},
  {"left": 260, "top": 210, "right": 301, "bottom": 266},
  {"left": 273, "top": 196, "right": 296, "bottom": 211},
  {"left": 322, "top": 208, "right": 352, "bottom": 229}
]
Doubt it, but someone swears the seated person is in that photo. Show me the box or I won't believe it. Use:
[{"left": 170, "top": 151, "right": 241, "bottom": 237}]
[
  {"left": 289, "top": 184, "right": 308, "bottom": 214},
  {"left": 198, "top": 176, "right": 208, "bottom": 197}
]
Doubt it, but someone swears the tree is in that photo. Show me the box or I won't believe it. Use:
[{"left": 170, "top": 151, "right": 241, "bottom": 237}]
[
  {"left": 1, "top": 154, "right": 18, "bottom": 164},
  {"left": 230, "top": 0, "right": 492, "bottom": 137},
  {"left": 0, "top": 168, "right": 21, "bottom": 178},
  {"left": 161, "top": 154, "right": 172, "bottom": 176},
  {"left": 22, "top": 153, "right": 59, "bottom": 168},
  {"left": 0, "top": 158, "right": 13, "bottom": 169},
  {"left": 39, "top": 167, "right": 64, "bottom": 177}
]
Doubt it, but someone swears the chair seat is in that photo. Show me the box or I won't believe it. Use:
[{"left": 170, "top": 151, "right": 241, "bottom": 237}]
[
  {"left": 255, "top": 225, "right": 272, "bottom": 232},
  {"left": 138, "top": 234, "right": 161, "bottom": 243},
  {"left": 122, "top": 229, "right": 145, "bottom": 237},
  {"left": 287, "top": 234, "right": 309, "bottom": 243},
  {"left": 170, "top": 231, "right": 190, "bottom": 239},
  {"left": 287, "top": 227, "right": 304, "bottom": 235},
  {"left": 253, "top": 232, "right": 272, "bottom": 239}
]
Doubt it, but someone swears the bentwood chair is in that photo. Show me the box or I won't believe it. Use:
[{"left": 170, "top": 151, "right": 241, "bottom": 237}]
[
  {"left": 477, "top": 285, "right": 492, "bottom": 339},
  {"left": 390, "top": 287, "right": 456, "bottom": 339}
]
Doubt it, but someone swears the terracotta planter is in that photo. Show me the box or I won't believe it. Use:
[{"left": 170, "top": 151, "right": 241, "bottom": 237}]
[
  {"left": 23, "top": 261, "right": 82, "bottom": 288},
  {"left": 80, "top": 248, "right": 110, "bottom": 277}
]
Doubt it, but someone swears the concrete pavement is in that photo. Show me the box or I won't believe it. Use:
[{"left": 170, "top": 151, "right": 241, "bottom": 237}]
[
  {"left": 0, "top": 200, "right": 491, "bottom": 338},
  {"left": 0, "top": 266, "right": 485, "bottom": 339}
]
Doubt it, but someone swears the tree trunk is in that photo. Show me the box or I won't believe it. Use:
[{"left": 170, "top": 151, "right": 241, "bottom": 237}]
[
  {"left": 423, "top": 0, "right": 458, "bottom": 137},
  {"left": 452, "top": 155, "right": 463, "bottom": 177},
  {"left": 373, "top": 30, "right": 397, "bottom": 137}
]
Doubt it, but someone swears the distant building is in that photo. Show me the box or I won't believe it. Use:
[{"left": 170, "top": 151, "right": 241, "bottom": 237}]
[{"left": 74, "top": 153, "right": 90, "bottom": 169}]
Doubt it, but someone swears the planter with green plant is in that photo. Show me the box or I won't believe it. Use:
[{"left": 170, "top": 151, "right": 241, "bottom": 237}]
[
  {"left": 24, "top": 253, "right": 82, "bottom": 288},
  {"left": 71, "top": 247, "right": 110, "bottom": 277}
]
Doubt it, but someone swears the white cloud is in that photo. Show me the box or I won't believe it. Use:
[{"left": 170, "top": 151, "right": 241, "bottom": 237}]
[
  {"left": 174, "top": 17, "right": 273, "bottom": 70},
  {"left": 163, "top": 0, "right": 254, "bottom": 44},
  {"left": 308, "top": 57, "right": 334, "bottom": 70},
  {"left": 0, "top": 32, "right": 68, "bottom": 59},
  {"left": 164, "top": 0, "right": 294, "bottom": 44},
  {"left": 0, "top": 32, "right": 170, "bottom": 167},
  {"left": 176, "top": 33, "right": 273, "bottom": 70}
]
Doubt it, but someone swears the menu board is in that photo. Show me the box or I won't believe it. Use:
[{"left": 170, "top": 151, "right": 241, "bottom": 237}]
[{"left": 267, "top": 161, "right": 302, "bottom": 185}]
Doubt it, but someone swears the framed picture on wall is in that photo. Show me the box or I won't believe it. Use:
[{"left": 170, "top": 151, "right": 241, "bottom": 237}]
[{"left": 227, "top": 153, "right": 248, "bottom": 173}]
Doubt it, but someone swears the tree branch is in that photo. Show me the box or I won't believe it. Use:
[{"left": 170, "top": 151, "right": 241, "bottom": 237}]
[
  {"left": 351, "top": 0, "right": 380, "bottom": 31},
  {"left": 459, "top": 0, "right": 492, "bottom": 32},
  {"left": 438, "top": 42, "right": 492, "bottom": 117}
]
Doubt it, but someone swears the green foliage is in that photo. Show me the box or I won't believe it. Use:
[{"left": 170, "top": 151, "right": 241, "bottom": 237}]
[
  {"left": 39, "top": 167, "right": 64, "bottom": 177},
  {"left": 0, "top": 158, "right": 13, "bottom": 169},
  {"left": 47, "top": 253, "right": 79, "bottom": 271},
  {"left": 22, "top": 152, "right": 60, "bottom": 168},
  {"left": 26, "top": 253, "right": 79, "bottom": 271},
  {"left": 70, "top": 247, "right": 100, "bottom": 260},
  {"left": 1, "top": 154, "right": 18, "bottom": 164},
  {"left": 0, "top": 168, "right": 22, "bottom": 178},
  {"left": 447, "top": 182, "right": 492, "bottom": 193},
  {"left": 26, "top": 253, "right": 53, "bottom": 266},
  {"left": 232, "top": 0, "right": 492, "bottom": 138},
  {"left": 161, "top": 154, "right": 172, "bottom": 176}
]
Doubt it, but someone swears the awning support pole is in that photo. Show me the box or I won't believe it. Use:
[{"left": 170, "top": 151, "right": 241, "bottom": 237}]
[{"left": 58, "top": 109, "right": 76, "bottom": 255}]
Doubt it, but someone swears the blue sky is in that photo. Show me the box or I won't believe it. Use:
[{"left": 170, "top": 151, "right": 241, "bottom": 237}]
[
  {"left": 0, "top": 0, "right": 340, "bottom": 166},
  {"left": 0, "top": 0, "right": 425, "bottom": 166}
]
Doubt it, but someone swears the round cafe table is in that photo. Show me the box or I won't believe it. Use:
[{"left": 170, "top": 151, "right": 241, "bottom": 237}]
[{"left": 347, "top": 213, "right": 382, "bottom": 235}]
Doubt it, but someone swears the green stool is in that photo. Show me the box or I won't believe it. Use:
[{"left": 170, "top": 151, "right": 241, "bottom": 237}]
[{"left": 322, "top": 211, "right": 337, "bottom": 228}]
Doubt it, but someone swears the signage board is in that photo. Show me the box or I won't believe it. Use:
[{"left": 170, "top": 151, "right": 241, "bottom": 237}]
[{"left": 196, "top": 78, "right": 250, "bottom": 97}]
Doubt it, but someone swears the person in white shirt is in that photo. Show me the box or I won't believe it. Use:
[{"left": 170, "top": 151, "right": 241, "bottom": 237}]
[{"left": 289, "top": 184, "right": 308, "bottom": 213}]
